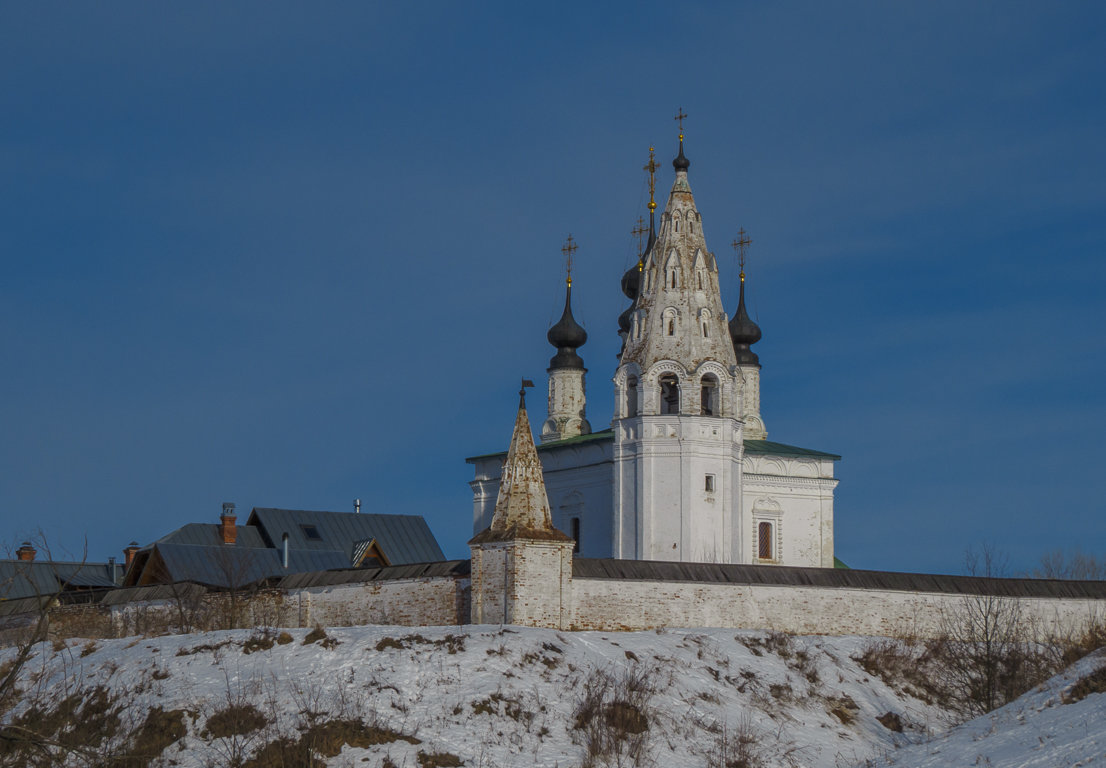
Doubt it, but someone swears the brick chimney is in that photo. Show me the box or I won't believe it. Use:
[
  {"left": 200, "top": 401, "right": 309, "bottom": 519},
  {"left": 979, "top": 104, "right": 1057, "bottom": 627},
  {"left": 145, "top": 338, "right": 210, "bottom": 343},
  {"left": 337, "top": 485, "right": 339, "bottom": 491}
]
[
  {"left": 123, "top": 541, "right": 140, "bottom": 569},
  {"left": 16, "top": 541, "right": 36, "bottom": 562},
  {"left": 220, "top": 502, "right": 237, "bottom": 545}
]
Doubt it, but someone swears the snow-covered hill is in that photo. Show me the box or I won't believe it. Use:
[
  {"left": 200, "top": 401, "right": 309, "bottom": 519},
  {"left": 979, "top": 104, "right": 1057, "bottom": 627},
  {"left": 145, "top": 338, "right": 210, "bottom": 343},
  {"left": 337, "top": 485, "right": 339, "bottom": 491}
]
[{"left": 0, "top": 625, "right": 1102, "bottom": 767}]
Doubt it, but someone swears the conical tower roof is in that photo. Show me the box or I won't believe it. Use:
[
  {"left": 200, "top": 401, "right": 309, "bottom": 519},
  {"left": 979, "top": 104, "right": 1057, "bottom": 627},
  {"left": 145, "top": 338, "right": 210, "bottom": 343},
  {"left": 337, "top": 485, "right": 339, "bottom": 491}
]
[{"left": 469, "top": 387, "right": 572, "bottom": 544}]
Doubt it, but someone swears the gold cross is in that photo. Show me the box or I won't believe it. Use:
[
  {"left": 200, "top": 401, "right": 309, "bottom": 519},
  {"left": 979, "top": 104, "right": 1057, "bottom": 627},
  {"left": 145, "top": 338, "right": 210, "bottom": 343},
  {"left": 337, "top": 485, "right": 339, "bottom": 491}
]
[
  {"left": 561, "top": 234, "right": 578, "bottom": 284},
  {"left": 643, "top": 146, "right": 658, "bottom": 212},
  {"left": 674, "top": 107, "right": 688, "bottom": 133},
  {"left": 631, "top": 216, "right": 648, "bottom": 256},
  {"left": 731, "top": 227, "right": 752, "bottom": 273}
]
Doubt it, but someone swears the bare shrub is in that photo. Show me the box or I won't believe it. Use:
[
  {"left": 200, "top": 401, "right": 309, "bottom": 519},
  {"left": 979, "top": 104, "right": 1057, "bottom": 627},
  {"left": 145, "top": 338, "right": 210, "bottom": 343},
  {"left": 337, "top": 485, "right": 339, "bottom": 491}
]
[
  {"left": 706, "top": 715, "right": 767, "bottom": 768},
  {"left": 1063, "top": 662, "right": 1106, "bottom": 704},
  {"left": 572, "top": 665, "right": 655, "bottom": 767}
]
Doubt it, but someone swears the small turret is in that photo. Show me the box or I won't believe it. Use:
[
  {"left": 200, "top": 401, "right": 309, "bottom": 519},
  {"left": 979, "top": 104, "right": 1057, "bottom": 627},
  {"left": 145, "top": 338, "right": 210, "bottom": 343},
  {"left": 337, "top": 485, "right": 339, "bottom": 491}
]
[
  {"left": 543, "top": 237, "right": 591, "bottom": 442},
  {"left": 729, "top": 267, "right": 762, "bottom": 365},
  {"left": 729, "top": 229, "right": 767, "bottom": 440}
]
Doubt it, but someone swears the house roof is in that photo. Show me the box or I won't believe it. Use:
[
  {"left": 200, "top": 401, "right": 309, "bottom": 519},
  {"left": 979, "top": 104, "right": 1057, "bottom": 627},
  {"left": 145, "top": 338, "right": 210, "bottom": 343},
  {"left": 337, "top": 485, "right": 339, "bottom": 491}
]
[
  {"left": 0, "top": 560, "right": 122, "bottom": 600},
  {"left": 154, "top": 522, "right": 270, "bottom": 549},
  {"left": 247, "top": 508, "right": 445, "bottom": 565},
  {"left": 150, "top": 543, "right": 350, "bottom": 589}
]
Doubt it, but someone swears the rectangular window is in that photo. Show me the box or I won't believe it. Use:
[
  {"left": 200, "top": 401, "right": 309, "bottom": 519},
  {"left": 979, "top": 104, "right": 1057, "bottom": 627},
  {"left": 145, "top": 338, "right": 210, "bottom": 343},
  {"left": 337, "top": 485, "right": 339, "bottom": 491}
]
[
  {"left": 704, "top": 474, "right": 715, "bottom": 493},
  {"left": 758, "top": 521, "right": 773, "bottom": 560},
  {"left": 571, "top": 517, "right": 581, "bottom": 554},
  {"left": 300, "top": 524, "right": 322, "bottom": 541}
]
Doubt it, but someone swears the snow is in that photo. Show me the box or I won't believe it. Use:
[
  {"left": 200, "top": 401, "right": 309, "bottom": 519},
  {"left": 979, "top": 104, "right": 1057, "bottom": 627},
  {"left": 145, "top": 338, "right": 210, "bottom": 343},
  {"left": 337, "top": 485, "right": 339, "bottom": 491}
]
[{"left": 1, "top": 625, "right": 1102, "bottom": 767}]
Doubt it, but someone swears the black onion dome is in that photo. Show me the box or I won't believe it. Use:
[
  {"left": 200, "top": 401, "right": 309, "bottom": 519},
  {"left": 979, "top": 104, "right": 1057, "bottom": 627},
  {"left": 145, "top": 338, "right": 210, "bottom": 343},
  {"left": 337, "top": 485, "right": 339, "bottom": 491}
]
[
  {"left": 729, "top": 278, "right": 762, "bottom": 366},
  {"left": 621, "top": 261, "right": 642, "bottom": 300},
  {"left": 673, "top": 137, "right": 690, "bottom": 172},
  {"left": 548, "top": 283, "right": 588, "bottom": 369},
  {"left": 618, "top": 304, "right": 634, "bottom": 335}
]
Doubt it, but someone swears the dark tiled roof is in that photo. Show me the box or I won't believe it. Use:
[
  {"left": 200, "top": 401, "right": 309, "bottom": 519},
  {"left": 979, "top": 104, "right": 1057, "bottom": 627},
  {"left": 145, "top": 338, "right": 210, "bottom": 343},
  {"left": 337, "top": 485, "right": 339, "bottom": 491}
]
[
  {"left": 154, "top": 523, "right": 269, "bottom": 549},
  {"left": 247, "top": 508, "right": 445, "bottom": 565},
  {"left": 743, "top": 440, "right": 841, "bottom": 460},
  {"left": 572, "top": 559, "right": 1106, "bottom": 599}
]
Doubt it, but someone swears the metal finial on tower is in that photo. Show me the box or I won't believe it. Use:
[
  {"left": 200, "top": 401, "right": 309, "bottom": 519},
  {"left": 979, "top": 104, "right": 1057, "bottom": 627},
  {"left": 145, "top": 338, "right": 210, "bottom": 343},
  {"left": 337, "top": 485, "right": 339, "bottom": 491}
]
[
  {"left": 519, "top": 378, "right": 535, "bottom": 408},
  {"left": 673, "top": 110, "right": 690, "bottom": 171},
  {"left": 631, "top": 216, "right": 648, "bottom": 259},
  {"left": 561, "top": 234, "right": 578, "bottom": 286},
  {"left": 643, "top": 146, "right": 659, "bottom": 213},
  {"left": 732, "top": 228, "right": 752, "bottom": 281}
]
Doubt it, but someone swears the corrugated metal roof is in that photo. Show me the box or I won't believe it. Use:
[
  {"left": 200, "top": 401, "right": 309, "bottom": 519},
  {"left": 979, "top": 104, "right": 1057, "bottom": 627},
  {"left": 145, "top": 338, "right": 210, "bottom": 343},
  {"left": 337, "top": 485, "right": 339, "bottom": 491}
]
[
  {"left": 572, "top": 559, "right": 1106, "bottom": 599},
  {"left": 0, "top": 560, "right": 122, "bottom": 600},
  {"left": 275, "top": 560, "right": 470, "bottom": 589},
  {"left": 466, "top": 429, "right": 615, "bottom": 462},
  {"left": 247, "top": 508, "right": 445, "bottom": 565},
  {"left": 743, "top": 440, "right": 841, "bottom": 460},
  {"left": 154, "top": 523, "right": 269, "bottom": 549}
]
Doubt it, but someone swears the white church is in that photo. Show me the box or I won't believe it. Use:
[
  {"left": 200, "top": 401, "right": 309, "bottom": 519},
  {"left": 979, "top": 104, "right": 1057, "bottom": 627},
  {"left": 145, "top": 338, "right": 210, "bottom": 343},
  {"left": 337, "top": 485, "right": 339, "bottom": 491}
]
[{"left": 468, "top": 133, "right": 839, "bottom": 569}]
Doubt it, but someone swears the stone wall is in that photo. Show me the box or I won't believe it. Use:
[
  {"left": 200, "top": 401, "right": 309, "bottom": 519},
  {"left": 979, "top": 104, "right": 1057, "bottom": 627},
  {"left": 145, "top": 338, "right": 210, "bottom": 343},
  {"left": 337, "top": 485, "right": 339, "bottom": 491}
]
[{"left": 568, "top": 577, "right": 1104, "bottom": 638}]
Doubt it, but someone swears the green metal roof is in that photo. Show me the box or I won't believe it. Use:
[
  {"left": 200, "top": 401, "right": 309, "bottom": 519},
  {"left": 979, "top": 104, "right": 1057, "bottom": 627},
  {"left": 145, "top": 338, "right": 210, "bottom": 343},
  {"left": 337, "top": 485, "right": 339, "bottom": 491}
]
[
  {"left": 466, "top": 428, "right": 614, "bottom": 462},
  {"left": 743, "top": 439, "right": 841, "bottom": 460}
]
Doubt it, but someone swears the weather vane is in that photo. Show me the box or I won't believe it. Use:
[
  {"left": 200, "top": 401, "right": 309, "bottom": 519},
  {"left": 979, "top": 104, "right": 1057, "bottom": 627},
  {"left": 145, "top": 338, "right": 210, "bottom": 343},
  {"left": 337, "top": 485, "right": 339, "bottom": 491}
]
[
  {"left": 561, "top": 234, "right": 578, "bottom": 285},
  {"left": 731, "top": 227, "right": 752, "bottom": 279},
  {"left": 643, "top": 146, "right": 658, "bottom": 212}
]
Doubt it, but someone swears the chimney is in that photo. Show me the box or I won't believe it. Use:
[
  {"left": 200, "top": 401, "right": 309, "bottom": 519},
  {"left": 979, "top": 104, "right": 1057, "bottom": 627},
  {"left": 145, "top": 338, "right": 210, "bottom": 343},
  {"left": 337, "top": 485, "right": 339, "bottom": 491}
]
[
  {"left": 16, "top": 541, "right": 36, "bottom": 562},
  {"left": 123, "top": 541, "right": 140, "bottom": 569},
  {"left": 220, "top": 502, "right": 237, "bottom": 545},
  {"left": 354, "top": 498, "right": 361, "bottom": 514}
]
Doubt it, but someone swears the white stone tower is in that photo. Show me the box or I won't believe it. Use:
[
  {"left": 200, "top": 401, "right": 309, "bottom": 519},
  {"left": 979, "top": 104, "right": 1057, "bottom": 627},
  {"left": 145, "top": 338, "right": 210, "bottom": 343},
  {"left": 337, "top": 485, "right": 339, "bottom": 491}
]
[
  {"left": 542, "top": 244, "right": 591, "bottom": 443},
  {"left": 611, "top": 130, "right": 747, "bottom": 563}
]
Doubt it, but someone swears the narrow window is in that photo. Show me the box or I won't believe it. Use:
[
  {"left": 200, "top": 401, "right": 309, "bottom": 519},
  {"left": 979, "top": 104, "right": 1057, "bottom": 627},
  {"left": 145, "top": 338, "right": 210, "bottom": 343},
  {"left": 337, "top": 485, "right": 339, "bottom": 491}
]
[
  {"left": 700, "top": 375, "right": 718, "bottom": 416},
  {"left": 702, "top": 321, "right": 709, "bottom": 337},
  {"left": 571, "top": 517, "right": 581, "bottom": 554},
  {"left": 705, "top": 474, "right": 715, "bottom": 493},
  {"left": 659, "top": 374, "right": 680, "bottom": 414},
  {"left": 667, "top": 319, "right": 675, "bottom": 336},
  {"left": 675, "top": 220, "right": 680, "bottom": 233},
  {"left": 697, "top": 273, "right": 703, "bottom": 290},
  {"left": 758, "top": 522, "right": 773, "bottom": 559},
  {"left": 626, "top": 376, "right": 639, "bottom": 417},
  {"left": 669, "top": 270, "right": 677, "bottom": 289}
]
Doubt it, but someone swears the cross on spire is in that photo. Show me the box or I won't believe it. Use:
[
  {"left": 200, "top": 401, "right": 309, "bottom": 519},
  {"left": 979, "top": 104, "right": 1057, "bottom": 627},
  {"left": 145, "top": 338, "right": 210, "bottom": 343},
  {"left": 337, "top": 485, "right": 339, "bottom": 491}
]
[
  {"left": 731, "top": 227, "right": 752, "bottom": 278},
  {"left": 674, "top": 107, "right": 688, "bottom": 134},
  {"left": 561, "top": 234, "right": 578, "bottom": 285},
  {"left": 631, "top": 216, "right": 648, "bottom": 258},
  {"left": 643, "top": 146, "right": 659, "bottom": 212}
]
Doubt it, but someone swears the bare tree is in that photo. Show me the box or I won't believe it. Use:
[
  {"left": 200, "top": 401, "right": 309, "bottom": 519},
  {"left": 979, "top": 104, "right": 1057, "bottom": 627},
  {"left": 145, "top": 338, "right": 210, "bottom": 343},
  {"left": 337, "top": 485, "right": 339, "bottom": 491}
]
[{"left": 1033, "top": 549, "right": 1106, "bottom": 580}]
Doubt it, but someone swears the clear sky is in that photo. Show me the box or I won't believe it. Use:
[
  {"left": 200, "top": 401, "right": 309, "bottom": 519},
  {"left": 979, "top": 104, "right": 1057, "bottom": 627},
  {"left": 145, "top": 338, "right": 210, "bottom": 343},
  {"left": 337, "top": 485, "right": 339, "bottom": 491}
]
[{"left": 2, "top": 2, "right": 1104, "bottom": 576}]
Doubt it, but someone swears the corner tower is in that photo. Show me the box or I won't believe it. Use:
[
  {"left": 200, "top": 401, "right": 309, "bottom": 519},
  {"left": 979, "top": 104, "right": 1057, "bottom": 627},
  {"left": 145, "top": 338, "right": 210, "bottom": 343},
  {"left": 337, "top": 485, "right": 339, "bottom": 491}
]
[{"left": 611, "top": 124, "right": 746, "bottom": 564}]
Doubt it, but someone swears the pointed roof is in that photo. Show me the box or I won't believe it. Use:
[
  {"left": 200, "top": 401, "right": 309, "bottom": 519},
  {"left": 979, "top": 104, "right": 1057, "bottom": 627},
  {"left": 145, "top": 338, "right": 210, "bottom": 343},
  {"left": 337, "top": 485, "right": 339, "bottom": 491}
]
[{"left": 469, "top": 389, "right": 572, "bottom": 544}]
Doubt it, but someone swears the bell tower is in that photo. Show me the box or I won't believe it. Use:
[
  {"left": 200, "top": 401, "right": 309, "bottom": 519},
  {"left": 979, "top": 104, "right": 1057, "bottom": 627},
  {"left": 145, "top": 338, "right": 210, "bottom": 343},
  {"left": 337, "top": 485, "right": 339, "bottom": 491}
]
[
  {"left": 542, "top": 236, "right": 592, "bottom": 443},
  {"left": 612, "top": 117, "right": 746, "bottom": 564}
]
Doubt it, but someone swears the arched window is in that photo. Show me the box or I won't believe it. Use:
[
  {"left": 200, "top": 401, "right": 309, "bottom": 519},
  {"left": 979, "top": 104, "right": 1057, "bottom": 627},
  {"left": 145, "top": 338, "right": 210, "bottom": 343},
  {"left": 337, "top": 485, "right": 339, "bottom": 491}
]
[
  {"left": 675, "top": 219, "right": 680, "bottom": 233},
  {"left": 669, "top": 268, "right": 678, "bottom": 289},
  {"left": 667, "top": 319, "right": 675, "bottom": 336},
  {"left": 626, "top": 376, "right": 639, "bottom": 417},
  {"left": 699, "top": 308, "right": 712, "bottom": 338},
  {"left": 663, "top": 307, "right": 678, "bottom": 337},
  {"left": 700, "top": 374, "right": 719, "bottom": 416},
  {"left": 659, "top": 374, "right": 680, "bottom": 414},
  {"left": 697, "top": 272, "right": 703, "bottom": 290}
]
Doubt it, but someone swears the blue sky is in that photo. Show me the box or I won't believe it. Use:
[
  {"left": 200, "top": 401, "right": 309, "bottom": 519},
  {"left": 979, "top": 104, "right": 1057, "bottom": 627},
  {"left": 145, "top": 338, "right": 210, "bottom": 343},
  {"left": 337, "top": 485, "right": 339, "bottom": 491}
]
[{"left": 2, "top": 2, "right": 1104, "bottom": 575}]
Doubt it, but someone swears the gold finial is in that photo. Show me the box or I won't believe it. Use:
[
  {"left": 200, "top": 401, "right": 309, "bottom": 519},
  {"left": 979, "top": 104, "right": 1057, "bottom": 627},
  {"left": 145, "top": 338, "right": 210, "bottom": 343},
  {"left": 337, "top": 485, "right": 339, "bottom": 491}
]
[
  {"left": 643, "top": 146, "right": 658, "bottom": 212},
  {"left": 561, "top": 234, "right": 578, "bottom": 286},
  {"left": 674, "top": 107, "right": 688, "bottom": 139},
  {"left": 731, "top": 227, "right": 752, "bottom": 282}
]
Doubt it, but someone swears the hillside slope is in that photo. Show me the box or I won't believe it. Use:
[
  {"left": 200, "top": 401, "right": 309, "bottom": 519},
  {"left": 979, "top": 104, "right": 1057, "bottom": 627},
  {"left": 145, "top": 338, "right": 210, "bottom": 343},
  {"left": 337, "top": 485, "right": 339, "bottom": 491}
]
[{"left": 0, "top": 625, "right": 1099, "bottom": 767}]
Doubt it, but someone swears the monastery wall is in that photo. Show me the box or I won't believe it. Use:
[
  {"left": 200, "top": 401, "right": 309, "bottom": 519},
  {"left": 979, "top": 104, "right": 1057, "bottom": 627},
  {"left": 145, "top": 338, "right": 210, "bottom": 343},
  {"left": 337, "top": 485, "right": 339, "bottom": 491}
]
[
  {"left": 297, "top": 576, "right": 468, "bottom": 628},
  {"left": 567, "top": 577, "right": 1104, "bottom": 638}
]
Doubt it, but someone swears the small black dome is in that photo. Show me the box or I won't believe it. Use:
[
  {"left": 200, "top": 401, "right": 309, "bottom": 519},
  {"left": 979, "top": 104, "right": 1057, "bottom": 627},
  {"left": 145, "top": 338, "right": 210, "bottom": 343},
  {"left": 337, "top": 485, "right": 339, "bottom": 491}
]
[
  {"left": 621, "top": 262, "right": 642, "bottom": 300},
  {"left": 548, "top": 283, "right": 588, "bottom": 369},
  {"left": 673, "top": 137, "right": 690, "bottom": 172},
  {"left": 729, "top": 277, "right": 762, "bottom": 366},
  {"left": 617, "top": 304, "right": 634, "bottom": 335}
]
